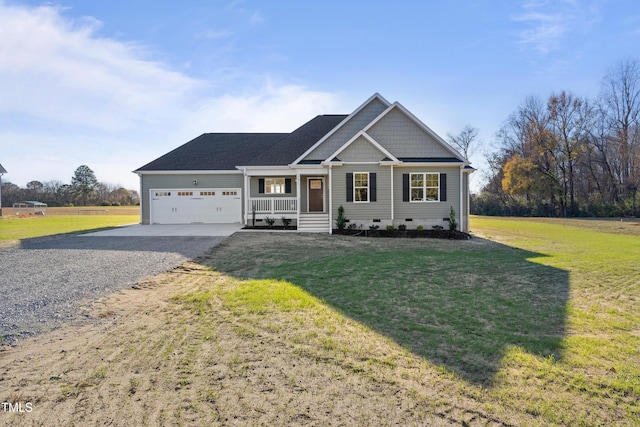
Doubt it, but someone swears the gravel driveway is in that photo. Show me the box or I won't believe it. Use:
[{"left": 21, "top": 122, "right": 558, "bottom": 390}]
[{"left": 0, "top": 235, "right": 225, "bottom": 343}]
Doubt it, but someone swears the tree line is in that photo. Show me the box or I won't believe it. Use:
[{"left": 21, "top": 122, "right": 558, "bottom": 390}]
[
  {"left": 1, "top": 165, "right": 139, "bottom": 207},
  {"left": 472, "top": 59, "right": 640, "bottom": 217}
]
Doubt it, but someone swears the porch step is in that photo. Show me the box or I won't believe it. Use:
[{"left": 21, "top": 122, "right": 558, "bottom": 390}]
[{"left": 298, "top": 213, "right": 330, "bottom": 233}]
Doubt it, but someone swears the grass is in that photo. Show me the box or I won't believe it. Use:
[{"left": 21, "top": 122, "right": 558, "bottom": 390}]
[
  {"left": 0, "top": 206, "right": 138, "bottom": 245},
  {"left": 186, "top": 217, "right": 640, "bottom": 425},
  {"left": 2, "top": 215, "right": 638, "bottom": 425}
]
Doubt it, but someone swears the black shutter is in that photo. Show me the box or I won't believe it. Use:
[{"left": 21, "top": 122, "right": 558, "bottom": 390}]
[
  {"left": 346, "top": 172, "right": 353, "bottom": 202},
  {"left": 440, "top": 173, "right": 447, "bottom": 201},
  {"left": 370, "top": 173, "right": 377, "bottom": 202},
  {"left": 403, "top": 174, "right": 409, "bottom": 202},
  {"left": 258, "top": 178, "right": 265, "bottom": 194},
  {"left": 285, "top": 178, "right": 292, "bottom": 194}
]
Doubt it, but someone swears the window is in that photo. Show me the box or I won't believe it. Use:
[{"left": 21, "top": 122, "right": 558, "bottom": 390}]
[
  {"left": 410, "top": 173, "right": 439, "bottom": 202},
  {"left": 354, "top": 172, "right": 369, "bottom": 202},
  {"left": 265, "top": 178, "right": 285, "bottom": 194}
]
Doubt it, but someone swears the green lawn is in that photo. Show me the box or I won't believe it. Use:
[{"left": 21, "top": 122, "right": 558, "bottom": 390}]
[
  {"left": 192, "top": 217, "right": 640, "bottom": 425},
  {"left": 0, "top": 215, "right": 138, "bottom": 245}
]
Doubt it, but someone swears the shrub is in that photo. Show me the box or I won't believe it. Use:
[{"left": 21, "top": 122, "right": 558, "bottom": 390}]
[
  {"left": 281, "top": 217, "right": 292, "bottom": 228},
  {"left": 335, "top": 205, "right": 347, "bottom": 230},
  {"left": 432, "top": 225, "right": 444, "bottom": 230},
  {"left": 347, "top": 223, "right": 358, "bottom": 230},
  {"left": 264, "top": 216, "right": 276, "bottom": 228},
  {"left": 416, "top": 225, "right": 424, "bottom": 231},
  {"left": 398, "top": 224, "right": 407, "bottom": 231},
  {"left": 369, "top": 224, "right": 379, "bottom": 230},
  {"left": 386, "top": 225, "right": 395, "bottom": 231},
  {"left": 449, "top": 206, "right": 458, "bottom": 231}
]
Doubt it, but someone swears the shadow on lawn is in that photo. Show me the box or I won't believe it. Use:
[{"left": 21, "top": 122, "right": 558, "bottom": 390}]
[{"left": 212, "top": 235, "right": 569, "bottom": 386}]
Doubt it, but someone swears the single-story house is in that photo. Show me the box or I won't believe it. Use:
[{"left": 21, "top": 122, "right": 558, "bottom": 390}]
[{"left": 134, "top": 93, "right": 474, "bottom": 232}]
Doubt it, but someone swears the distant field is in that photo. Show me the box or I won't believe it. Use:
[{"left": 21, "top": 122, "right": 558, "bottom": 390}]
[
  {"left": 0, "top": 206, "right": 139, "bottom": 245},
  {"left": 4, "top": 205, "right": 139, "bottom": 216},
  {"left": 471, "top": 215, "right": 640, "bottom": 237}
]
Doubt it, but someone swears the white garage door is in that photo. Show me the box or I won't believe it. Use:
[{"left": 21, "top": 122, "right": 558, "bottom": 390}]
[{"left": 150, "top": 188, "right": 241, "bottom": 224}]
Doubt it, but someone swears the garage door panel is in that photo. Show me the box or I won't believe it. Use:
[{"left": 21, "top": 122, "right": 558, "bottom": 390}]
[{"left": 150, "top": 188, "right": 241, "bottom": 224}]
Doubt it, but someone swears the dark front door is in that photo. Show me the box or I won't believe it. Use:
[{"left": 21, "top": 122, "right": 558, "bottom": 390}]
[{"left": 308, "top": 178, "right": 324, "bottom": 212}]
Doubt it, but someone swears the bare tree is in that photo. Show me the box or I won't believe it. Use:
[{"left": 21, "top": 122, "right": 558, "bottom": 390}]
[
  {"left": 600, "top": 59, "right": 640, "bottom": 211},
  {"left": 447, "top": 125, "right": 479, "bottom": 160}
]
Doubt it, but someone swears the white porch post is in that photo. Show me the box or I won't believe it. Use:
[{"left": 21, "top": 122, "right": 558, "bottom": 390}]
[
  {"left": 296, "top": 171, "right": 301, "bottom": 227},
  {"left": 390, "top": 165, "right": 394, "bottom": 221},
  {"left": 244, "top": 169, "right": 249, "bottom": 226},
  {"left": 328, "top": 165, "right": 333, "bottom": 234},
  {"left": 459, "top": 167, "right": 464, "bottom": 232}
]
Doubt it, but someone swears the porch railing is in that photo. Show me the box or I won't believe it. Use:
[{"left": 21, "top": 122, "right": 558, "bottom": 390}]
[{"left": 250, "top": 197, "right": 297, "bottom": 214}]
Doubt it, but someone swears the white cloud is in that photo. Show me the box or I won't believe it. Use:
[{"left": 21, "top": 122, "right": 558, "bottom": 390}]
[
  {"left": 0, "top": 3, "right": 341, "bottom": 188},
  {"left": 189, "top": 83, "right": 342, "bottom": 132},
  {"left": 513, "top": 0, "right": 600, "bottom": 54},
  {"left": 0, "top": 4, "right": 204, "bottom": 132}
]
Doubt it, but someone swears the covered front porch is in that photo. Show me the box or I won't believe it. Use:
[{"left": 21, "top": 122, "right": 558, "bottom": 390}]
[{"left": 242, "top": 166, "right": 330, "bottom": 232}]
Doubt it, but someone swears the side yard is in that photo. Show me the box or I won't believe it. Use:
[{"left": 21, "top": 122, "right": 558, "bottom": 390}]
[{"left": 0, "top": 217, "right": 638, "bottom": 425}]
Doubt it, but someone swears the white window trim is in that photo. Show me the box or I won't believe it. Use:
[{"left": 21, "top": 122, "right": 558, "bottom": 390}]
[
  {"left": 409, "top": 172, "right": 440, "bottom": 203},
  {"left": 265, "top": 177, "right": 286, "bottom": 194},
  {"left": 353, "top": 172, "right": 370, "bottom": 203}
]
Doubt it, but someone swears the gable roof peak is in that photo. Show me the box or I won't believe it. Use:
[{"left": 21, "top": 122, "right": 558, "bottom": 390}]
[
  {"left": 291, "top": 93, "right": 392, "bottom": 165},
  {"left": 364, "top": 100, "right": 466, "bottom": 161}
]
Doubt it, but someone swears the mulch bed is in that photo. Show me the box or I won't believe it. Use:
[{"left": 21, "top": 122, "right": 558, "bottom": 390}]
[
  {"left": 242, "top": 226, "right": 297, "bottom": 230},
  {"left": 332, "top": 229, "right": 471, "bottom": 239},
  {"left": 241, "top": 226, "right": 471, "bottom": 239}
]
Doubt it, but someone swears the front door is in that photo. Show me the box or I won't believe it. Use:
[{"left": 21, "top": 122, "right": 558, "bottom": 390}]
[{"left": 308, "top": 178, "right": 324, "bottom": 212}]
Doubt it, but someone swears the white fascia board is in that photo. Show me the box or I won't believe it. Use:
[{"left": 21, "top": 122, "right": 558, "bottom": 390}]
[
  {"left": 239, "top": 166, "right": 295, "bottom": 176},
  {"left": 291, "top": 92, "right": 392, "bottom": 165},
  {"left": 290, "top": 165, "right": 329, "bottom": 175},
  {"left": 394, "top": 163, "right": 464, "bottom": 168},
  {"left": 326, "top": 131, "right": 399, "bottom": 163},
  {"left": 134, "top": 170, "right": 242, "bottom": 175},
  {"left": 364, "top": 102, "right": 466, "bottom": 161}
]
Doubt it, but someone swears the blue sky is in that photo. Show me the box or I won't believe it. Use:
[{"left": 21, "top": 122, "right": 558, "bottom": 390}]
[{"left": 1, "top": 0, "right": 639, "bottom": 192}]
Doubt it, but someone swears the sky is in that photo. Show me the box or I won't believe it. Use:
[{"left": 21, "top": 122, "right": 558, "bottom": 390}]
[{"left": 1, "top": 0, "right": 639, "bottom": 193}]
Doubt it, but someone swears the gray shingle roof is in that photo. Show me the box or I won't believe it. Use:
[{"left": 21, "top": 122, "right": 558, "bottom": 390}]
[
  {"left": 247, "top": 115, "right": 346, "bottom": 166},
  {"left": 134, "top": 114, "right": 346, "bottom": 172}
]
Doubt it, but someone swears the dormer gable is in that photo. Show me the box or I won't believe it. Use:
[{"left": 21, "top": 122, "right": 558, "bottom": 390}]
[
  {"left": 323, "top": 131, "right": 398, "bottom": 164},
  {"left": 293, "top": 93, "right": 391, "bottom": 165}
]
